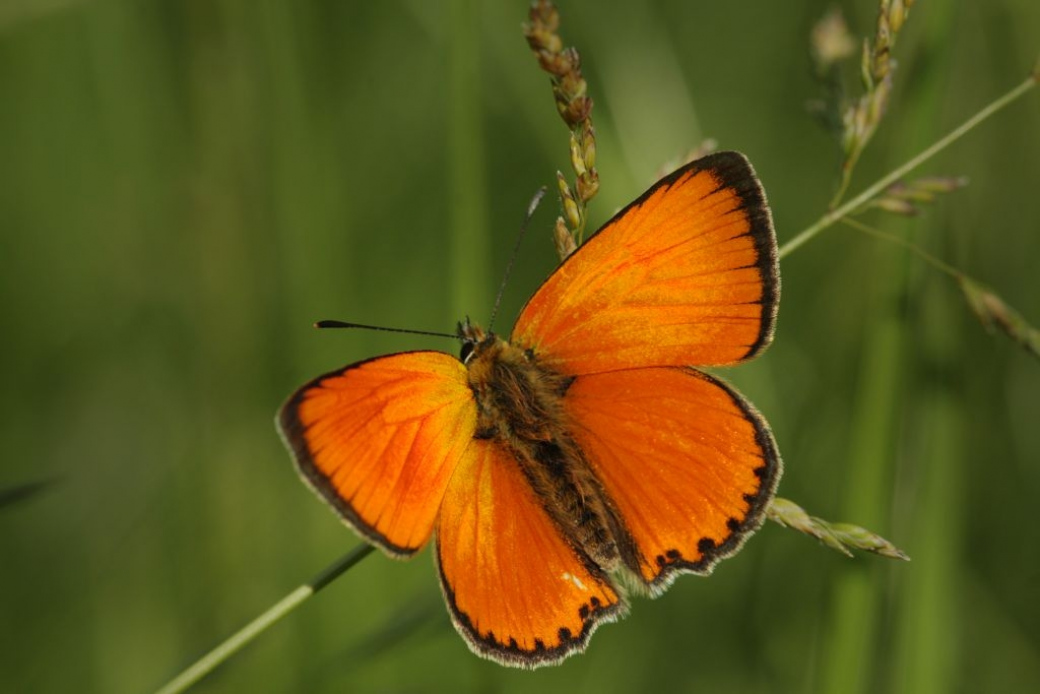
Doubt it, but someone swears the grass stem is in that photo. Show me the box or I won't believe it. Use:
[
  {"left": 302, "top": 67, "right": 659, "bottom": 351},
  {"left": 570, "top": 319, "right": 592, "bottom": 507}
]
[
  {"left": 780, "top": 73, "right": 1037, "bottom": 260},
  {"left": 840, "top": 217, "right": 962, "bottom": 278},
  {"left": 152, "top": 545, "right": 375, "bottom": 694}
]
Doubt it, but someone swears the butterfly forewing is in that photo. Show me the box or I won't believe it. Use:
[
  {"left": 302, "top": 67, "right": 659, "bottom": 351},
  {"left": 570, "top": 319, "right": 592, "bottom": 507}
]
[
  {"left": 512, "top": 151, "right": 779, "bottom": 375},
  {"left": 278, "top": 351, "right": 476, "bottom": 556}
]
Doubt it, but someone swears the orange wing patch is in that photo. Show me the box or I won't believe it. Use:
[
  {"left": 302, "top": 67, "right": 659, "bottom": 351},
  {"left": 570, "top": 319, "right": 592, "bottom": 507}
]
[
  {"left": 436, "top": 439, "right": 625, "bottom": 667},
  {"left": 278, "top": 351, "right": 476, "bottom": 556},
  {"left": 565, "top": 367, "right": 780, "bottom": 590},
  {"left": 512, "top": 151, "right": 778, "bottom": 375}
]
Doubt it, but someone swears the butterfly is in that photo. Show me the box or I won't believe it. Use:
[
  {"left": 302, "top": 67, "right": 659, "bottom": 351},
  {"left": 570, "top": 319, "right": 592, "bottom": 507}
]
[{"left": 278, "top": 151, "right": 781, "bottom": 668}]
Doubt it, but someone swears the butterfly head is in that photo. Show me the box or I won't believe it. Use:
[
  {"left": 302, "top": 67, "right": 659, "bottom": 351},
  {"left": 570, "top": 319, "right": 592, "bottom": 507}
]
[{"left": 457, "top": 318, "right": 501, "bottom": 365}]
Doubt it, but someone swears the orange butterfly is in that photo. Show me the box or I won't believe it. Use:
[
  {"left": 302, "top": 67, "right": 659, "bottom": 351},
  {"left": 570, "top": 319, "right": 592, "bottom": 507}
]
[{"left": 278, "top": 151, "right": 781, "bottom": 668}]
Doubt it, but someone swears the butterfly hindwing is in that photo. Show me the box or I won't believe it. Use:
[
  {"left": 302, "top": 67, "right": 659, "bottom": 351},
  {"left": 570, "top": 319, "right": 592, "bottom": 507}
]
[
  {"left": 512, "top": 151, "right": 779, "bottom": 375},
  {"left": 278, "top": 351, "right": 476, "bottom": 556},
  {"left": 564, "top": 366, "right": 781, "bottom": 590},
  {"left": 436, "top": 438, "right": 625, "bottom": 667}
]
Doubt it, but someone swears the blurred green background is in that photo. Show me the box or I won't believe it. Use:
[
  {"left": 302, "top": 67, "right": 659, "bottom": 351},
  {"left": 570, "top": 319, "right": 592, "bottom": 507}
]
[{"left": 2, "top": 1, "right": 1038, "bottom": 692}]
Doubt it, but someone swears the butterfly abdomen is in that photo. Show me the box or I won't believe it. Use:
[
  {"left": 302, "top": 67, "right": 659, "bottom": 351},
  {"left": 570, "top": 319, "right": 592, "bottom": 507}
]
[{"left": 466, "top": 333, "right": 620, "bottom": 568}]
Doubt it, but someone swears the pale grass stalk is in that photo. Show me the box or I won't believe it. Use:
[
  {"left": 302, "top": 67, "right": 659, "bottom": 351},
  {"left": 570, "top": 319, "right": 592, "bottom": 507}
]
[
  {"left": 780, "top": 73, "right": 1037, "bottom": 260},
  {"left": 152, "top": 545, "right": 374, "bottom": 694}
]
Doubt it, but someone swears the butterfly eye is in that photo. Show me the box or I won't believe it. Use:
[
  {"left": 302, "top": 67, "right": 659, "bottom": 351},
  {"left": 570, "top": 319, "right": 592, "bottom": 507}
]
[{"left": 460, "top": 341, "right": 476, "bottom": 363}]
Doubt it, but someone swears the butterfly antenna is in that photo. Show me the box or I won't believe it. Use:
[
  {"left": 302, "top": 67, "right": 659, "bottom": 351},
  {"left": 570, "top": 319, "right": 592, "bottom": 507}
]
[
  {"left": 488, "top": 186, "right": 547, "bottom": 331},
  {"left": 315, "top": 320, "right": 459, "bottom": 340}
]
